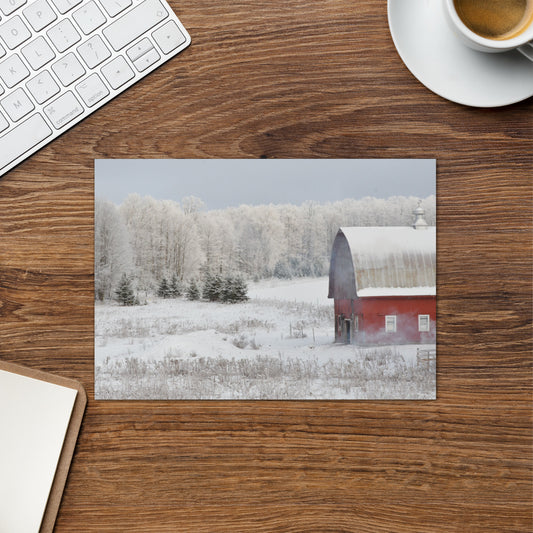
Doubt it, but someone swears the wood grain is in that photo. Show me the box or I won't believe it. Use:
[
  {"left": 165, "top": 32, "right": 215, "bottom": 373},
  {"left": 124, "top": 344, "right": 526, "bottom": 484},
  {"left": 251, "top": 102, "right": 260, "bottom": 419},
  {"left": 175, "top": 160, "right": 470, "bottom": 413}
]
[{"left": 0, "top": 0, "right": 531, "bottom": 531}]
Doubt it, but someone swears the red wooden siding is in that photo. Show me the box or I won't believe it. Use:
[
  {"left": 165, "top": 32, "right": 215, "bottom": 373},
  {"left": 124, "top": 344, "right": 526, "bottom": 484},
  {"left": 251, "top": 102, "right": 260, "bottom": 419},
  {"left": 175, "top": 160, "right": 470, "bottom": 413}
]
[{"left": 334, "top": 296, "right": 436, "bottom": 345}]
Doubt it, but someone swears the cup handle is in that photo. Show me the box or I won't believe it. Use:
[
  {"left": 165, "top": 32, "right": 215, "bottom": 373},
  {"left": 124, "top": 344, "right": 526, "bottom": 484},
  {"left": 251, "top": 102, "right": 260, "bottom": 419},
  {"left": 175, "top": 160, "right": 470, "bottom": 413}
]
[{"left": 517, "top": 42, "right": 533, "bottom": 61}]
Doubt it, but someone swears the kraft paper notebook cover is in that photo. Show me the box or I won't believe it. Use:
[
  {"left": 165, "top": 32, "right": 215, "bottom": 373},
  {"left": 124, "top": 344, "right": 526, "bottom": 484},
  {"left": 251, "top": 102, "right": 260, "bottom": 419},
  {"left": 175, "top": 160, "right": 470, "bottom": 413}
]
[{"left": 0, "top": 360, "right": 86, "bottom": 533}]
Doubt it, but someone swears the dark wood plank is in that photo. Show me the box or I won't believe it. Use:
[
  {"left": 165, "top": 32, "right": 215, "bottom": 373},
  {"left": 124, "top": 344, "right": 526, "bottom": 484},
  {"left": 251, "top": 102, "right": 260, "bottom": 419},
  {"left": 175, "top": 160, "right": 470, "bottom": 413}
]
[{"left": 0, "top": 0, "right": 531, "bottom": 531}]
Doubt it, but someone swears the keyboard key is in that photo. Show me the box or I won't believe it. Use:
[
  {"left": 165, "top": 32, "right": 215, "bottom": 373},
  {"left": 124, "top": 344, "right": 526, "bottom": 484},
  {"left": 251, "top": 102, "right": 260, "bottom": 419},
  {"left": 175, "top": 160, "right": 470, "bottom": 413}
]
[
  {"left": 103, "top": 0, "right": 168, "bottom": 51},
  {"left": 23, "top": 0, "right": 57, "bottom": 32},
  {"left": 0, "top": 16, "right": 31, "bottom": 49},
  {"left": 0, "top": 111, "right": 8, "bottom": 132},
  {"left": 0, "top": 43, "right": 5, "bottom": 58},
  {"left": 52, "top": 51, "right": 85, "bottom": 86},
  {"left": 26, "top": 69, "right": 60, "bottom": 103},
  {"left": 100, "top": 55, "right": 133, "bottom": 89},
  {"left": 47, "top": 18, "right": 81, "bottom": 52},
  {"left": 77, "top": 34, "right": 110, "bottom": 68},
  {"left": 152, "top": 20, "right": 185, "bottom": 54},
  {"left": 1, "top": 86, "right": 33, "bottom": 121},
  {"left": 43, "top": 90, "right": 83, "bottom": 128},
  {"left": 126, "top": 37, "right": 153, "bottom": 62},
  {"left": 21, "top": 36, "right": 55, "bottom": 70},
  {"left": 0, "top": 54, "right": 29, "bottom": 87},
  {"left": 0, "top": 113, "right": 52, "bottom": 171},
  {"left": 73, "top": 1, "right": 106, "bottom": 35},
  {"left": 75, "top": 72, "right": 108, "bottom": 106},
  {"left": 97, "top": 0, "right": 130, "bottom": 17},
  {"left": 0, "top": 0, "right": 26, "bottom": 16},
  {"left": 133, "top": 47, "right": 159, "bottom": 72},
  {"left": 49, "top": 0, "right": 81, "bottom": 14}
]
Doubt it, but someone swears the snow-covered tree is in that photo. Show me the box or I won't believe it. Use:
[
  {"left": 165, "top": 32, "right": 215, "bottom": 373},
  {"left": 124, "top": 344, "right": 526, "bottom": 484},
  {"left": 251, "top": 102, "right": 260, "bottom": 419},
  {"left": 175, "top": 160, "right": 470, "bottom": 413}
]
[
  {"left": 169, "top": 273, "right": 182, "bottom": 297},
  {"left": 96, "top": 193, "right": 436, "bottom": 294},
  {"left": 157, "top": 277, "right": 171, "bottom": 298},
  {"left": 202, "top": 271, "right": 223, "bottom": 302},
  {"left": 186, "top": 279, "right": 200, "bottom": 300},
  {"left": 95, "top": 199, "right": 133, "bottom": 301},
  {"left": 221, "top": 275, "right": 248, "bottom": 303},
  {"left": 115, "top": 273, "right": 136, "bottom": 306}
]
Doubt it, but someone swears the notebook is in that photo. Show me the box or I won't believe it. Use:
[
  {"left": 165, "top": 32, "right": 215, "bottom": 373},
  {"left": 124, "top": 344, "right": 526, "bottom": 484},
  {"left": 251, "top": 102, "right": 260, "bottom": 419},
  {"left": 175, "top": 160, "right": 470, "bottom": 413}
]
[{"left": 0, "top": 360, "right": 86, "bottom": 533}]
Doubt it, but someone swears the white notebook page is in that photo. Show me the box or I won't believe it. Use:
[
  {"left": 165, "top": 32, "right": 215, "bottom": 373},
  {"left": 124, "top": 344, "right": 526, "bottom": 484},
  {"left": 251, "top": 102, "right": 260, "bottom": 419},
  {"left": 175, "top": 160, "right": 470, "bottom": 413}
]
[{"left": 0, "top": 369, "right": 77, "bottom": 533}]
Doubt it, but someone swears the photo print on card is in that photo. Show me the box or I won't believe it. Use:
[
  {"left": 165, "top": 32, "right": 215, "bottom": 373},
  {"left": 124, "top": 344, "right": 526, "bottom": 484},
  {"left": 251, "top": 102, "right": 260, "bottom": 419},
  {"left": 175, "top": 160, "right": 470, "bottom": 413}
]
[{"left": 94, "top": 159, "right": 436, "bottom": 400}]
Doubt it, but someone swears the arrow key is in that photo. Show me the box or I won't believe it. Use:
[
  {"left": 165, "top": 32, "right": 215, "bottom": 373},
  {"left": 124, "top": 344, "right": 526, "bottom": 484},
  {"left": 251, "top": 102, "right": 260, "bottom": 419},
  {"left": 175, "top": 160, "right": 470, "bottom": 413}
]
[
  {"left": 152, "top": 20, "right": 186, "bottom": 54},
  {"left": 127, "top": 37, "right": 153, "bottom": 62},
  {"left": 133, "top": 47, "right": 160, "bottom": 72},
  {"left": 101, "top": 55, "right": 134, "bottom": 89}
]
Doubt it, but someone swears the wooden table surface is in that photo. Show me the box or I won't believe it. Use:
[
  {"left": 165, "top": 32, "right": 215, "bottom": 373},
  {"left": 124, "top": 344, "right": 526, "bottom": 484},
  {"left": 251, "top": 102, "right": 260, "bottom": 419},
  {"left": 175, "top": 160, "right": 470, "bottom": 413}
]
[{"left": 0, "top": 0, "right": 531, "bottom": 531}]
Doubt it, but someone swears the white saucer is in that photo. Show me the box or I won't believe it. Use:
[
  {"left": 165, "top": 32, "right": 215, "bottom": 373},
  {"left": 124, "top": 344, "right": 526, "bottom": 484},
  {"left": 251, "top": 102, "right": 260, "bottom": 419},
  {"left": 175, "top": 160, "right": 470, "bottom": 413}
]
[{"left": 388, "top": 0, "right": 533, "bottom": 107}]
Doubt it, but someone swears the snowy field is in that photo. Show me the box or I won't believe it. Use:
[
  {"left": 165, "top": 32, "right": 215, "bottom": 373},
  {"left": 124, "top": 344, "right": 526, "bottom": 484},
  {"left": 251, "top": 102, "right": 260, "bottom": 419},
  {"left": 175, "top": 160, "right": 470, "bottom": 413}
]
[
  {"left": 95, "top": 277, "right": 436, "bottom": 400},
  {"left": 248, "top": 277, "right": 331, "bottom": 305}
]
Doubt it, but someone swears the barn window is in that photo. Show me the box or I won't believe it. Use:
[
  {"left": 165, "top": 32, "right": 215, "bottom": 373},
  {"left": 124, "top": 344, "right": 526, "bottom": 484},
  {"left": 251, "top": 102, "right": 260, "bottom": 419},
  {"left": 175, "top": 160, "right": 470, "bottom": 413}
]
[
  {"left": 418, "top": 314, "right": 430, "bottom": 332},
  {"left": 385, "top": 315, "right": 396, "bottom": 333},
  {"left": 353, "top": 315, "right": 358, "bottom": 332}
]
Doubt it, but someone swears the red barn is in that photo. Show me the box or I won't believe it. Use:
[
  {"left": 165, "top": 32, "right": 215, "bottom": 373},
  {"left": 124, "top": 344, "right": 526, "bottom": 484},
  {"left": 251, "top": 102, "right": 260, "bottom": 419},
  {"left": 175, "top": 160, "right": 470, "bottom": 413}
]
[{"left": 328, "top": 212, "right": 436, "bottom": 345}]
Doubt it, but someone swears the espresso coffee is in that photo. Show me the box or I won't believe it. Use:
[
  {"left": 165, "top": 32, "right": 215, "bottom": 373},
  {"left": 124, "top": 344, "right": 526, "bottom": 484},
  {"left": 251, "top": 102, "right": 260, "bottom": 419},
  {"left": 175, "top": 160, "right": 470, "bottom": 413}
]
[{"left": 453, "top": 0, "right": 533, "bottom": 40}]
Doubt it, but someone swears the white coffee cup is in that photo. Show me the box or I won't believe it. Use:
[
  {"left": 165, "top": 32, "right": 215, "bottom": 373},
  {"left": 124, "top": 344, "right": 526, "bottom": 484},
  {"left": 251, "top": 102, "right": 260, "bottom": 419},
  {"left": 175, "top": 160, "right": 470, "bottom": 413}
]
[{"left": 444, "top": 0, "right": 533, "bottom": 60}]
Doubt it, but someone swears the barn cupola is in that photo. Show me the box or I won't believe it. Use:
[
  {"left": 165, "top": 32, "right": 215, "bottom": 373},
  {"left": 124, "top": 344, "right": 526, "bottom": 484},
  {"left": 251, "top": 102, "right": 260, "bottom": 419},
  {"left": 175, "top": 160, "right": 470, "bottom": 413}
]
[{"left": 412, "top": 201, "right": 428, "bottom": 230}]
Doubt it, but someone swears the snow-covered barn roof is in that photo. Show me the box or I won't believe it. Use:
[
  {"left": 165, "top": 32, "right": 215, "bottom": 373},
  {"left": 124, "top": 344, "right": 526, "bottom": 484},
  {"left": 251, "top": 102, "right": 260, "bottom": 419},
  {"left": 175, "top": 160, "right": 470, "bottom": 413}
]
[{"left": 328, "top": 226, "right": 436, "bottom": 299}]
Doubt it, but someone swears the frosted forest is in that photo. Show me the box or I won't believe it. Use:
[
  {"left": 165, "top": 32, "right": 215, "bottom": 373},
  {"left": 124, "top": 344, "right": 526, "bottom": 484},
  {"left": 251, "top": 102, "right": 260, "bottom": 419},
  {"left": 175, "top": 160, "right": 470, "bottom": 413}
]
[{"left": 95, "top": 193, "right": 437, "bottom": 400}]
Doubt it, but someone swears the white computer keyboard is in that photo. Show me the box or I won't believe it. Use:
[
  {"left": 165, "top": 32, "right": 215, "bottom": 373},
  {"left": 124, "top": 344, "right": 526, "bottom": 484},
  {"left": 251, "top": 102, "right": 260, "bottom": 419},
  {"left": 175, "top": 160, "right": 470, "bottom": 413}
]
[{"left": 0, "top": 0, "right": 190, "bottom": 177}]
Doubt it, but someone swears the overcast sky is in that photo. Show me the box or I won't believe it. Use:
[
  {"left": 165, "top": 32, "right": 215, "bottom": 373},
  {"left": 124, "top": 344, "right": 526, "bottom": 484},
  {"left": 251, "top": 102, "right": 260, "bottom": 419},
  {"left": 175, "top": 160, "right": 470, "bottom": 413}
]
[{"left": 95, "top": 159, "right": 436, "bottom": 209}]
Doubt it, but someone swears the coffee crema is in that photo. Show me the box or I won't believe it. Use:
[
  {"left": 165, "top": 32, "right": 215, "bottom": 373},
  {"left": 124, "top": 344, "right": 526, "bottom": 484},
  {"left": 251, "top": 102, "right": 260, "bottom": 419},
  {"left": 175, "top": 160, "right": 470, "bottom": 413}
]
[{"left": 453, "top": 0, "right": 533, "bottom": 40}]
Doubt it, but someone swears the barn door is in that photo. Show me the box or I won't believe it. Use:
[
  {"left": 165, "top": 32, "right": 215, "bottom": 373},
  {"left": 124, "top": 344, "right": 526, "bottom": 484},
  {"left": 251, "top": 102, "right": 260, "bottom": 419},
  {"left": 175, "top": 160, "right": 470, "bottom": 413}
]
[
  {"left": 341, "top": 318, "right": 351, "bottom": 344},
  {"left": 345, "top": 320, "right": 351, "bottom": 343}
]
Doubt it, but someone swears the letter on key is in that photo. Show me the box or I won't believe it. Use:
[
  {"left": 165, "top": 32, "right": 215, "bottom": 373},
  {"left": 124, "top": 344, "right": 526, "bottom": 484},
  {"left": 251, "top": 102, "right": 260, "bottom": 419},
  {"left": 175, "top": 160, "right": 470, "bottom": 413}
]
[
  {"left": 0, "top": 0, "right": 27, "bottom": 16},
  {"left": 1, "top": 87, "right": 34, "bottom": 121},
  {"left": 0, "top": 54, "right": 30, "bottom": 88},
  {"left": 21, "top": 36, "right": 56, "bottom": 70},
  {"left": 0, "top": 17, "right": 32, "bottom": 49},
  {"left": 23, "top": 0, "right": 58, "bottom": 32}
]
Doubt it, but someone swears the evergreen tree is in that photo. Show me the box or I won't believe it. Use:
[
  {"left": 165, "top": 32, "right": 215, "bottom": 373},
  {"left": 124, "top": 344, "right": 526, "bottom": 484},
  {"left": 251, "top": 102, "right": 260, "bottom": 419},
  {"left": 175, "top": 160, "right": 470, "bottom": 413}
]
[
  {"left": 186, "top": 279, "right": 200, "bottom": 300},
  {"left": 220, "top": 275, "right": 231, "bottom": 303},
  {"left": 221, "top": 275, "right": 249, "bottom": 303},
  {"left": 115, "top": 273, "right": 136, "bottom": 306},
  {"left": 169, "top": 273, "right": 182, "bottom": 297},
  {"left": 202, "top": 271, "right": 223, "bottom": 301},
  {"left": 202, "top": 272, "right": 214, "bottom": 300},
  {"left": 230, "top": 276, "right": 249, "bottom": 303},
  {"left": 273, "top": 260, "right": 292, "bottom": 279},
  {"left": 157, "top": 277, "right": 171, "bottom": 298}
]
